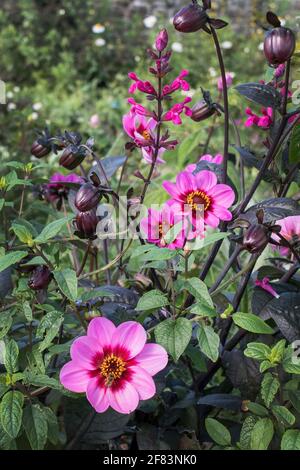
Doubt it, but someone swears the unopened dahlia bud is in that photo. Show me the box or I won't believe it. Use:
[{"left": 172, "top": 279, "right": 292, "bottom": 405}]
[
  {"left": 28, "top": 266, "right": 52, "bottom": 290},
  {"left": 264, "top": 27, "right": 296, "bottom": 67},
  {"left": 75, "top": 183, "right": 101, "bottom": 212},
  {"left": 31, "top": 140, "right": 51, "bottom": 158},
  {"left": 243, "top": 224, "right": 269, "bottom": 254},
  {"left": 75, "top": 210, "right": 99, "bottom": 239},
  {"left": 155, "top": 29, "right": 169, "bottom": 52},
  {"left": 191, "top": 100, "right": 216, "bottom": 122},
  {"left": 59, "top": 145, "right": 86, "bottom": 170},
  {"left": 173, "top": 3, "right": 208, "bottom": 33}
]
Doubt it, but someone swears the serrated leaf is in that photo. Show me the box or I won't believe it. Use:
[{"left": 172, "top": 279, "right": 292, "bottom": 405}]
[
  {"left": 261, "top": 373, "right": 280, "bottom": 408},
  {"left": 272, "top": 405, "right": 295, "bottom": 426},
  {"left": 155, "top": 318, "right": 192, "bottom": 362},
  {"left": 232, "top": 312, "right": 273, "bottom": 334},
  {"left": 205, "top": 418, "right": 231, "bottom": 447},
  {"left": 244, "top": 342, "right": 271, "bottom": 361},
  {"left": 136, "top": 289, "right": 169, "bottom": 311},
  {"left": 0, "top": 251, "right": 28, "bottom": 273},
  {"left": 250, "top": 418, "right": 274, "bottom": 450},
  {"left": 281, "top": 430, "right": 300, "bottom": 450},
  {"left": 239, "top": 416, "right": 258, "bottom": 450},
  {"left": 0, "top": 391, "right": 24, "bottom": 439},
  {"left": 4, "top": 339, "right": 19, "bottom": 375},
  {"left": 23, "top": 301, "right": 33, "bottom": 322},
  {"left": 182, "top": 278, "right": 213, "bottom": 307},
  {"left": 43, "top": 407, "right": 59, "bottom": 445},
  {"left": 23, "top": 404, "right": 48, "bottom": 450},
  {"left": 34, "top": 216, "right": 73, "bottom": 243},
  {"left": 53, "top": 269, "right": 78, "bottom": 302},
  {"left": 197, "top": 324, "right": 220, "bottom": 362},
  {"left": 248, "top": 402, "right": 269, "bottom": 417}
]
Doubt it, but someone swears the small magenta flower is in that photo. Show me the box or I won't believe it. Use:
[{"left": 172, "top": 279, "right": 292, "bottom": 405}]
[
  {"left": 271, "top": 215, "right": 300, "bottom": 257},
  {"left": 43, "top": 172, "right": 83, "bottom": 207},
  {"left": 123, "top": 112, "right": 166, "bottom": 164},
  {"left": 163, "top": 97, "right": 193, "bottom": 125},
  {"left": 217, "top": 72, "right": 233, "bottom": 92},
  {"left": 162, "top": 170, "right": 235, "bottom": 228},
  {"left": 255, "top": 277, "right": 279, "bottom": 299},
  {"left": 162, "top": 70, "right": 190, "bottom": 96},
  {"left": 140, "top": 204, "right": 189, "bottom": 249},
  {"left": 60, "top": 317, "right": 168, "bottom": 414},
  {"left": 89, "top": 114, "right": 100, "bottom": 128},
  {"left": 245, "top": 107, "right": 273, "bottom": 129},
  {"left": 128, "top": 73, "right": 157, "bottom": 96},
  {"left": 127, "top": 98, "right": 151, "bottom": 117}
]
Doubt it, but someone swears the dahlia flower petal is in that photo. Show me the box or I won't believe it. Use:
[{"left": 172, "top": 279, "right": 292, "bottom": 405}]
[
  {"left": 134, "top": 343, "right": 168, "bottom": 376},
  {"left": 162, "top": 181, "right": 183, "bottom": 200},
  {"left": 129, "top": 366, "right": 156, "bottom": 400},
  {"left": 60, "top": 361, "right": 91, "bottom": 393},
  {"left": 87, "top": 317, "right": 116, "bottom": 349},
  {"left": 177, "top": 171, "right": 195, "bottom": 193},
  {"left": 86, "top": 377, "right": 109, "bottom": 413},
  {"left": 208, "top": 184, "right": 235, "bottom": 207},
  {"left": 212, "top": 204, "right": 233, "bottom": 221},
  {"left": 205, "top": 211, "right": 220, "bottom": 228},
  {"left": 195, "top": 170, "right": 217, "bottom": 191},
  {"left": 71, "top": 336, "right": 102, "bottom": 370},
  {"left": 107, "top": 381, "right": 139, "bottom": 414},
  {"left": 112, "top": 321, "right": 146, "bottom": 359}
]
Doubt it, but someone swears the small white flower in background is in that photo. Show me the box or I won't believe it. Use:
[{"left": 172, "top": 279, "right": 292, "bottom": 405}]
[
  {"left": 95, "top": 38, "right": 106, "bottom": 47},
  {"left": 28, "top": 112, "right": 39, "bottom": 121},
  {"left": 58, "top": 9, "right": 65, "bottom": 16},
  {"left": 89, "top": 114, "right": 100, "bottom": 128},
  {"left": 143, "top": 15, "right": 157, "bottom": 29},
  {"left": 221, "top": 41, "right": 233, "bottom": 49},
  {"left": 244, "top": 47, "right": 250, "bottom": 54},
  {"left": 134, "top": 55, "right": 141, "bottom": 62},
  {"left": 209, "top": 67, "right": 217, "bottom": 77},
  {"left": 33, "top": 102, "right": 42, "bottom": 111},
  {"left": 6, "top": 91, "right": 13, "bottom": 99},
  {"left": 258, "top": 42, "right": 264, "bottom": 51},
  {"left": 171, "top": 42, "right": 183, "bottom": 53},
  {"left": 181, "top": 89, "right": 195, "bottom": 98},
  {"left": 13, "top": 86, "right": 20, "bottom": 93},
  {"left": 0, "top": 341, "right": 5, "bottom": 364},
  {"left": 7, "top": 103, "right": 16, "bottom": 111},
  {"left": 169, "top": 17, "right": 174, "bottom": 24},
  {"left": 92, "top": 23, "right": 105, "bottom": 34}
]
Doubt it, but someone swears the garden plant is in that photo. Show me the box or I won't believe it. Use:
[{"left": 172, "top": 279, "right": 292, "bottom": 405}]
[{"left": 1, "top": 0, "right": 300, "bottom": 452}]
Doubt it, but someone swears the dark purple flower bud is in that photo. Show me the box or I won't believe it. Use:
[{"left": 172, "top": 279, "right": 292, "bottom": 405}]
[
  {"left": 31, "top": 140, "right": 51, "bottom": 158},
  {"left": 75, "top": 183, "right": 101, "bottom": 212},
  {"left": 191, "top": 100, "right": 216, "bottom": 122},
  {"left": 173, "top": 3, "right": 208, "bottom": 33},
  {"left": 155, "top": 29, "right": 169, "bottom": 52},
  {"left": 75, "top": 210, "right": 99, "bottom": 239},
  {"left": 243, "top": 224, "right": 270, "bottom": 253},
  {"left": 28, "top": 266, "right": 52, "bottom": 291},
  {"left": 264, "top": 27, "right": 296, "bottom": 67},
  {"left": 59, "top": 145, "right": 86, "bottom": 170}
]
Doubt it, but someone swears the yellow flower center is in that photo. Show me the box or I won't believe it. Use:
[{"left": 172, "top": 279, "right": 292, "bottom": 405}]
[
  {"left": 100, "top": 354, "right": 126, "bottom": 387},
  {"left": 186, "top": 190, "right": 211, "bottom": 211},
  {"left": 142, "top": 130, "right": 151, "bottom": 140}
]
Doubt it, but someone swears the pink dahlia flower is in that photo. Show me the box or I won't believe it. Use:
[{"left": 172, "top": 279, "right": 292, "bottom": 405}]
[
  {"left": 60, "top": 318, "right": 168, "bottom": 414},
  {"left": 245, "top": 107, "right": 273, "bottom": 129},
  {"left": 271, "top": 215, "right": 300, "bottom": 257},
  {"left": 186, "top": 154, "right": 223, "bottom": 172},
  {"left": 140, "top": 203, "right": 192, "bottom": 249},
  {"left": 43, "top": 173, "right": 83, "bottom": 206},
  {"left": 217, "top": 72, "right": 233, "bottom": 92},
  {"left": 47, "top": 172, "right": 83, "bottom": 187},
  {"left": 162, "top": 170, "right": 235, "bottom": 228},
  {"left": 255, "top": 277, "right": 279, "bottom": 299}
]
